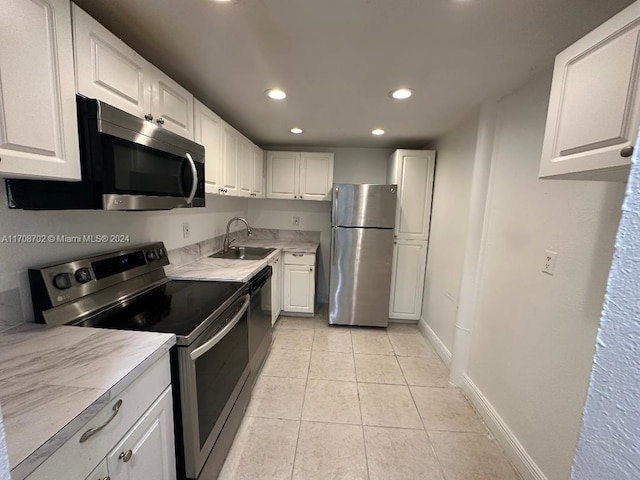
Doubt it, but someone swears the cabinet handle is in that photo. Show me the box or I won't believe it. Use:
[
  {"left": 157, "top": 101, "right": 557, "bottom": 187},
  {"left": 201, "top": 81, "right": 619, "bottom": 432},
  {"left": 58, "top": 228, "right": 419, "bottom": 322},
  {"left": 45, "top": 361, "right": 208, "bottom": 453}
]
[
  {"left": 119, "top": 450, "right": 133, "bottom": 462},
  {"left": 294, "top": 195, "right": 297, "bottom": 199},
  {"left": 309, "top": 268, "right": 313, "bottom": 272},
  {"left": 224, "top": 189, "right": 228, "bottom": 193},
  {"left": 620, "top": 146, "right": 634, "bottom": 158},
  {"left": 292, "top": 253, "right": 303, "bottom": 257},
  {"left": 156, "top": 117, "right": 165, "bottom": 125},
  {"left": 300, "top": 195, "right": 304, "bottom": 199},
  {"left": 218, "top": 188, "right": 224, "bottom": 193},
  {"left": 144, "top": 113, "right": 153, "bottom": 121},
  {"left": 79, "top": 400, "right": 122, "bottom": 443}
]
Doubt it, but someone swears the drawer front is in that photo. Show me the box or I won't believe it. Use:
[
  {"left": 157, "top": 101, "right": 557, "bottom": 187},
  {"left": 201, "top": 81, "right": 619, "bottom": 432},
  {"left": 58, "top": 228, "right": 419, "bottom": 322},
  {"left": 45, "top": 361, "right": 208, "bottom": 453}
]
[
  {"left": 284, "top": 252, "right": 315, "bottom": 265},
  {"left": 27, "top": 354, "right": 171, "bottom": 480},
  {"left": 84, "top": 459, "right": 108, "bottom": 480}
]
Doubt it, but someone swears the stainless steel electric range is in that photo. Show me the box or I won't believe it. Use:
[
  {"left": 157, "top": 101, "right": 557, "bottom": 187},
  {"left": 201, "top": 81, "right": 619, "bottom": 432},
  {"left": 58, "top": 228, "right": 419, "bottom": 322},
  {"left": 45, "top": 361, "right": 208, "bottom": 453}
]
[{"left": 28, "top": 242, "right": 251, "bottom": 480}]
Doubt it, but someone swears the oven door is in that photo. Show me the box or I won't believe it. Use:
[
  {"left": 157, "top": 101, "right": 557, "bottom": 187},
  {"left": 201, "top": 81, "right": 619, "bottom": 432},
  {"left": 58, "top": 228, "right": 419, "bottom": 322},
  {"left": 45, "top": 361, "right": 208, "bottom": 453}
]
[{"left": 177, "top": 293, "right": 250, "bottom": 479}]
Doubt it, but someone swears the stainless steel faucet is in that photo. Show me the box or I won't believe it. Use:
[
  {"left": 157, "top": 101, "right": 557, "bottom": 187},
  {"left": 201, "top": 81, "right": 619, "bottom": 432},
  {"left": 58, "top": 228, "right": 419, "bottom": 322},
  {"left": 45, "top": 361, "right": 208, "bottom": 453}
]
[{"left": 223, "top": 217, "right": 252, "bottom": 252}]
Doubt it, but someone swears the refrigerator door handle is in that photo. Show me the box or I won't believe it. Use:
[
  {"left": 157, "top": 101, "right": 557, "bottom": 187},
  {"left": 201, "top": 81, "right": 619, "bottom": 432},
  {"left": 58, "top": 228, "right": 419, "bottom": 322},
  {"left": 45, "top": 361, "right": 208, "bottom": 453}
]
[
  {"left": 332, "top": 186, "right": 339, "bottom": 226},
  {"left": 332, "top": 228, "right": 336, "bottom": 265}
]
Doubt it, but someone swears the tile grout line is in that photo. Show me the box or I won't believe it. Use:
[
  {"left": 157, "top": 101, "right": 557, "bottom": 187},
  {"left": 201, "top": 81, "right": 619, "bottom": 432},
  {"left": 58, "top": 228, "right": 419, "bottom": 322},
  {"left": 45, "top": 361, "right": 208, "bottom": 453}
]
[
  {"left": 288, "top": 326, "right": 314, "bottom": 480},
  {"left": 352, "top": 328, "right": 372, "bottom": 480}
]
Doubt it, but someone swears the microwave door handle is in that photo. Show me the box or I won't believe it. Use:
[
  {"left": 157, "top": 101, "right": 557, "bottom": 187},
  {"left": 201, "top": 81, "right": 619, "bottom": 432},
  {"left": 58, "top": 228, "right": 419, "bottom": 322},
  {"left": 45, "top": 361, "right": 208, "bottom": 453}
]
[
  {"left": 190, "top": 294, "right": 250, "bottom": 361},
  {"left": 185, "top": 153, "right": 198, "bottom": 204}
]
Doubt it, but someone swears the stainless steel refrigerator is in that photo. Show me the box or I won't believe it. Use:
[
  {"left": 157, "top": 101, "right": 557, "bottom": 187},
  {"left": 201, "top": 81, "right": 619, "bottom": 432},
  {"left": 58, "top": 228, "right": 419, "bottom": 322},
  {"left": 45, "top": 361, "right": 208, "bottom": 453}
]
[{"left": 329, "top": 183, "right": 397, "bottom": 327}]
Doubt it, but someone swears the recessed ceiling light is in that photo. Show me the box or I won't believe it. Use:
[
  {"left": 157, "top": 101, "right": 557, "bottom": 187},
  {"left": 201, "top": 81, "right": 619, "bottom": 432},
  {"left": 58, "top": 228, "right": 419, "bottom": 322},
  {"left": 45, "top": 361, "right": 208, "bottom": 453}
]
[
  {"left": 372, "top": 129, "right": 385, "bottom": 136},
  {"left": 290, "top": 127, "right": 303, "bottom": 134},
  {"left": 265, "top": 88, "right": 286, "bottom": 100},
  {"left": 390, "top": 88, "right": 413, "bottom": 100}
]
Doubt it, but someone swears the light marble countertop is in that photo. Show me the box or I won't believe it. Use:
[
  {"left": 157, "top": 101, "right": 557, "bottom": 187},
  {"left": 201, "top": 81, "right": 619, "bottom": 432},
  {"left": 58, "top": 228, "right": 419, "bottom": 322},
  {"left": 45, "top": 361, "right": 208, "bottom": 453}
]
[
  {"left": 167, "top": 239, "right": 319, "bottom": 282},
  {"left": 0, "top": 323, "right": 175, "bottom": 479}
]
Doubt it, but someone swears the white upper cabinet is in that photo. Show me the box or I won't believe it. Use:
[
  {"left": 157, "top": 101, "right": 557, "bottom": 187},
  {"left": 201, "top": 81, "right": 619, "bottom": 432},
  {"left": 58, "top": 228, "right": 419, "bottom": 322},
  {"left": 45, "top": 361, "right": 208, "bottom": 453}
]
[
  {"left": 150, "top": 66, "right": 194, "bottom": 139},
  {"left": 221, "top": 121, "right": 239, "bottom": 195},
  {"left": 0, "top": 0, "right": 81, "bottom": 180},
  {"left": 193, "top": 99, "right": 223, "bottom": 194},
  {"left": 539, "top": 2, "right": 640, "bottom": 181},
  {"left": 237, "top": 136, "right": 254, "bottom": 197},
  {"left": 265, "top": 151, "right": 334, "bottom": 201},
  {"left": 299, "top": 152, "right": 334, "bottom": 201},
  {"left": 266, "top": 151, "right": 300, "bottom": 199},
  {"left": 73, "top": 5, "right": 194, "bottom": 140},
  {"left": 388, "top": 150, "right": 436, "bottom": 241},
  {"left": 73, "top": 4, "right": 150, "bottom": 119},
  {"left": 252, "top": 146, "right": 265, "bottom": 198}
]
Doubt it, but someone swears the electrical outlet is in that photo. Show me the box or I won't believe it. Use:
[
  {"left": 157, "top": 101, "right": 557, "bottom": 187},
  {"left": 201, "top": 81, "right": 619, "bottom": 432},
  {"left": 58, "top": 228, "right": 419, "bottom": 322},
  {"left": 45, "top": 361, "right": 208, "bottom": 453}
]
[
  {"left": 293, "top": 216, "right": 300, "bottom": 227},
  {"left": 183, "top": 222, "right": 190, "bottom": 238},
  {"left": 542, "top": 250, "right": 557, "bottom": 275}
]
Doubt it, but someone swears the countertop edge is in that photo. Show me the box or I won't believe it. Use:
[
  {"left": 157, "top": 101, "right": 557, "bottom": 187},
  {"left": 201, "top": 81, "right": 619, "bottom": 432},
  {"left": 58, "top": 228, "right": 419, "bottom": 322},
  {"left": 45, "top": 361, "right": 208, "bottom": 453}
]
[
  {"left": 10, "top": 334, "right": 176, "bottom": 480},
  {"left": 167, "top": 241, "right": 319, "bottom": 283}
]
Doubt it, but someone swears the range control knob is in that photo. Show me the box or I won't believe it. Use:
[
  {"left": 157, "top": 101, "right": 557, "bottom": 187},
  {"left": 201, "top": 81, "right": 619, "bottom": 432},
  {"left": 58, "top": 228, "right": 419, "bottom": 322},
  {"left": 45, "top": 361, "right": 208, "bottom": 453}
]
[
  {"left": 146, "top": 250, "right": 159, "bottom": 261},
  {"left": 158, "top": 248, "right": 166, "bottom": 259},
  {"left": 53, "top": 273, "right": 73, "bottom": 290},
  {"left": 74, "top": 268, "right": 92, "bottom": 284}
]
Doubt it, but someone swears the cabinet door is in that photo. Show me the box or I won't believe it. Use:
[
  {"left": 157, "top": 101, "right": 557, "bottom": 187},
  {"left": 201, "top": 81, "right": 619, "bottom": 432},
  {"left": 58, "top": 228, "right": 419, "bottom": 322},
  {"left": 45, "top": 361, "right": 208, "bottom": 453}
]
[
  {"left": 107, "top": 387, "right": 176, "bottom": 480},
  {"left": 194, "top": 99, "right": 223, "bottom": 194},
  {"left": 284, "top": 264, "right": 315, "bottom": 314},
  {"left": 266, "top": 151, "right": 299, "bottom": 199},
  {"left": 151, "top": 66, "right": 194, "bottom": 140},
  {"left": 389, "top": 240, "right": 427, "bottom": 320},
  {"left": 84, "top": 460, "right": 109, "bottom": 480},
  {"left": 237, "top": 136, "right": 253, "bottom": 197},
  {"left": 253, "top": 146, "right": 265, "bottom": 198},
  {"left": 0, "top": 0, "right": 81, "bottom": 180},
  {"left": 72, "top": 4, "right": 151, "bottom": 120},
  {"left": 221, "top": 122, "right": 239, "bottom": 195},
  {"left": 395, "top": 151, "right": 435, "bottom": 241},
  {"left": 299, "top": 152, "right": 334, "bottom": 201},
  {"left": 539, "top": 3, "right": 640, "bottom": 181}
]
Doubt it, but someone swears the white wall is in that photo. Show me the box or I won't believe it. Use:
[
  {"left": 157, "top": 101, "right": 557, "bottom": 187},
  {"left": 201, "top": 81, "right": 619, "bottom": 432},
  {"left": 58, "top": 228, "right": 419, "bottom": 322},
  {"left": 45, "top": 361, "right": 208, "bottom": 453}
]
[
  {"left": 464, "top": 73, "right": 626, "bottom": 479},
  {"left": 0, "top": 187, "right": 248, "bottom": 322},
  {"left": 569, "top": 132, "right": 640, "bottom": 479},
  {"left": 248, "top": 199, "right": 331, "bottom": 302},
  {"left": 421, "top": 112, "right": 479, "bottom": 355}
]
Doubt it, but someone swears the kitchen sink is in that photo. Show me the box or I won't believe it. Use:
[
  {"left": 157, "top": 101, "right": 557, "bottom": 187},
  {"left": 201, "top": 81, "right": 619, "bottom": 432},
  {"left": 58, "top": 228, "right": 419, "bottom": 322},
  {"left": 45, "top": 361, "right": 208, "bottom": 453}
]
[{"left": 209, "top": 246, "right": 275, "bottom": 260}]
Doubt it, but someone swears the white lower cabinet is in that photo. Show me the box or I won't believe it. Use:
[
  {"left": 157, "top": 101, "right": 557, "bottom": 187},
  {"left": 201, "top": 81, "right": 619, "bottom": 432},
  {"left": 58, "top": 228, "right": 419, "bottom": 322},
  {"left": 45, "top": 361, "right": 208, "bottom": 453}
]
[
  {"left": 27, "top": 354, "right": 175, "bottom": 480},
  {"left": 106, "top": 388, "right": 175, "bottom": 480},
  {"left": 85, "top": 460, "right": 109, "bottom": 480},
  {"left": 389, "top": 240, "right": 428, "bottom": 320},
  {"left": 270, "top": 253, "right": 282, "bottom": 326},
  {"left": 283, "top": 252, "right": 316, "bottom": 315}
]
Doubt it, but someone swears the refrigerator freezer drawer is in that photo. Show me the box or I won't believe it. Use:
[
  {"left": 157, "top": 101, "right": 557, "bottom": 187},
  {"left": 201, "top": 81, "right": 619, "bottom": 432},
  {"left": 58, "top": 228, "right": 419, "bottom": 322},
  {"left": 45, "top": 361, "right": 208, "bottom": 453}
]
[{"left": 329, "top": 227, "right": 394, "bottom": 327}]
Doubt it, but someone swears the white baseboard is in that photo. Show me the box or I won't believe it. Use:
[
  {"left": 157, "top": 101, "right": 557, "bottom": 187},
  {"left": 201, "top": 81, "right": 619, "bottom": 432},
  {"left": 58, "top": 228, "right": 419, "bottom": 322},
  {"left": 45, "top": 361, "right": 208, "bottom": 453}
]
[
  {"left": 461, "top": 374, "right": 548, "bottom": 480},
  {"left": 418, "top": 318, "right": 452, "bottom": 367}
]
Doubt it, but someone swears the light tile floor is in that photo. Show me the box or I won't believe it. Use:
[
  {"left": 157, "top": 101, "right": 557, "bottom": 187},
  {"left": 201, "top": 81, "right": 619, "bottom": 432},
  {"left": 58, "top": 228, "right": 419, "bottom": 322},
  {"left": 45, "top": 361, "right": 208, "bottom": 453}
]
[{"left": 219, "top": 311, "right": 522, "bottom": 480}]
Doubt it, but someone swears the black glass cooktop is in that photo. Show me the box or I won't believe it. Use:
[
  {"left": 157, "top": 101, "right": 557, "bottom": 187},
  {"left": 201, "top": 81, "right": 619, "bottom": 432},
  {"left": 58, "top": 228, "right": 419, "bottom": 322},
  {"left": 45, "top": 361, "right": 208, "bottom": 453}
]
[{"left": 77, "top": 280, "right": 246, "bottom": 340}]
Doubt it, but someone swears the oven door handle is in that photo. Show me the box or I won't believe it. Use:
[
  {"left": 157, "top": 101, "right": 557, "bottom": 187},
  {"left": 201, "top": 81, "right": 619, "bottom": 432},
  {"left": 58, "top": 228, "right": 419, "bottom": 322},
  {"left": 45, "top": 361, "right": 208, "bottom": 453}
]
[
  {"left": 190, "top": 294, "right": 250, "bottom": 361},
  {"left": 185, "top": 152, "right": 198, "bottom": 205}
]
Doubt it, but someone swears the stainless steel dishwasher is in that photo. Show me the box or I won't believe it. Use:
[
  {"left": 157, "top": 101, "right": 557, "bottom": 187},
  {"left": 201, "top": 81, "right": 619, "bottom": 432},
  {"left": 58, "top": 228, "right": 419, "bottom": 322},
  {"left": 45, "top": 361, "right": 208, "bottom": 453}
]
[{"left": 248, "top": 266, "right": 273, "bottom": 385}]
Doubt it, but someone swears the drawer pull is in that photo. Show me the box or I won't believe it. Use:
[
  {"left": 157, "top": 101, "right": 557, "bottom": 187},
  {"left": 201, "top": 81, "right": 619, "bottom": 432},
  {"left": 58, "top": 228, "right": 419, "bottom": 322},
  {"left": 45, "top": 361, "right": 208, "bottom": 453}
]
[
  {"left": 119, "top": 450, "right": 133, "bottom": 462},
  {"left": 79, "top": 400, "right": 122, "bottom": 443},
  {"left": 292, "top": 253, "right": 303, "bottom": 257}
]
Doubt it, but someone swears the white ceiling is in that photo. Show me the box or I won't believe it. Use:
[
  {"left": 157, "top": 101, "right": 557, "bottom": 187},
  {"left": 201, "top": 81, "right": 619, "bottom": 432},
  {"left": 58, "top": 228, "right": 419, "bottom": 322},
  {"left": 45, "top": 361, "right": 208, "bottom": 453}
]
[{"left": 73, "top": 0, "right": 634, "bottom": 148}]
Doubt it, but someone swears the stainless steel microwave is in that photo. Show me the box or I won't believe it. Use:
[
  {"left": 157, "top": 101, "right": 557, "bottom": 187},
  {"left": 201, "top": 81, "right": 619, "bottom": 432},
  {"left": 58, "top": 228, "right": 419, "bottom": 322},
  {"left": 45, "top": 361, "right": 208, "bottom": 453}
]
[{"left": 6, "top": 95, "right": 205, "bottom": 211}]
